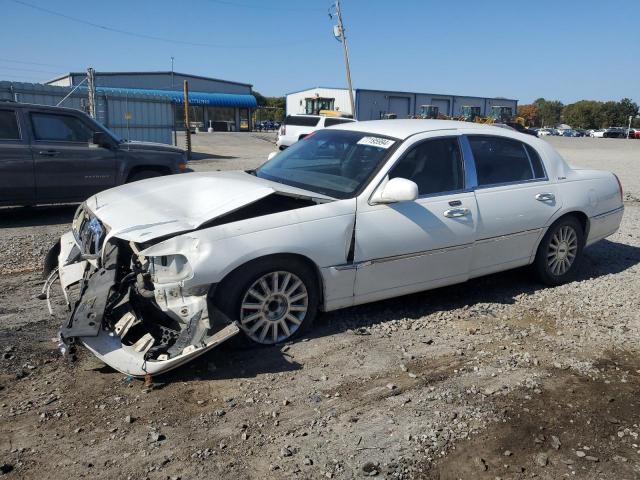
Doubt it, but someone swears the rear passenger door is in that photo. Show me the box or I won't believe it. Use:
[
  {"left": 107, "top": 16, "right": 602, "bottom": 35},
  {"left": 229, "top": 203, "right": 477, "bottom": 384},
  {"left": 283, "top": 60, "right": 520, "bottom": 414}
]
[
  {"left": 28, "top": 110, "right": 117, "bottom": 202},
  {"left": 0, "top": 107, "right": 35, "bottom": 205},
  {"left": 466, "top": 134, "right": 561, "bottom": 276}
]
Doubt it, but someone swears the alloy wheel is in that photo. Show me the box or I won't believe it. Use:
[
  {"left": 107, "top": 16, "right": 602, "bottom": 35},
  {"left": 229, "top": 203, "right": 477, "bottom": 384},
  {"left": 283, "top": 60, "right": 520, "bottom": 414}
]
[
  {"left": 239, "top": 271, "right": 309, "bottom": 345},
  {"left": 547, "top": 225, "right": 578, "bottom": 276}
]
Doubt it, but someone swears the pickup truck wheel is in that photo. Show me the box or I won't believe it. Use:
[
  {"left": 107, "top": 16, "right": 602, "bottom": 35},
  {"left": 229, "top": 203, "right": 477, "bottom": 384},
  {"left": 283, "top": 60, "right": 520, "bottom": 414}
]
[
  {"left": 217, "top": 257, "right": 319, "bottom": 346},
  {"left": 534, "top": 216, "right": 584, "bottom": 286},
  {"left": 127, "top": 170, "right": 162, "bottom": 183}
]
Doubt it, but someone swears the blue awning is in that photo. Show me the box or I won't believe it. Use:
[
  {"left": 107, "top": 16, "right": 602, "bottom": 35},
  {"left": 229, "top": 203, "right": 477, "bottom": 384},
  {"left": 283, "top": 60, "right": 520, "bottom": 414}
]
[{"left": 94, "top": 86, "right": 257, "bottom": 108}]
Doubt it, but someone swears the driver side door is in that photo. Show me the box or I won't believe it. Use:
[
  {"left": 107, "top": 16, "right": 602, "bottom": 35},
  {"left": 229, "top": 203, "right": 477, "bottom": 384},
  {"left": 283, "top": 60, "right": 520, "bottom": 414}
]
[{"left": 353, "top": 134, "right": 478, "bottom": 303}]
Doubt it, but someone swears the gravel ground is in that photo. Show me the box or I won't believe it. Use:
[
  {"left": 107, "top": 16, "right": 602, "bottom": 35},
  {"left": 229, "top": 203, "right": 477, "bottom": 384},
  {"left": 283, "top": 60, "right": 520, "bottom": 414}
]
[{"left": 0, "top": 135, "right": 639, "bottom": 479}]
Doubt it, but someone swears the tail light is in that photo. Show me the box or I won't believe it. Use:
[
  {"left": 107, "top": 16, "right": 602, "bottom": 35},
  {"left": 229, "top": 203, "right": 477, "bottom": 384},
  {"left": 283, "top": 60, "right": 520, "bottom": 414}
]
[
  {"left": 613, "top": 173, "right": 623, "bottom": 202},
  {"left": 280, "top": 125, "right": 286, "bottom": 136}
]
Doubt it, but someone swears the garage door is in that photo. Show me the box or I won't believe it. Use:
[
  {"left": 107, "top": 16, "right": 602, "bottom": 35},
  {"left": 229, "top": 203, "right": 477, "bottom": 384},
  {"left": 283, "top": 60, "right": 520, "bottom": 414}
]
[
  {"left": 388, "top": 96, "right": 410, "bottom": 118},
  {"left": 431, "top": 98, "right": 450, "bottom": 116}
]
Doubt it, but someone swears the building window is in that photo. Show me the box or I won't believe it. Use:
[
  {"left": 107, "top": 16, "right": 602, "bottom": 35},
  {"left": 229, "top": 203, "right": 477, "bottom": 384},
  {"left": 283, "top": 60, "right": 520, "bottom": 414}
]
[
  {"left": 239, "top": 108, "right": 250, "bottom": 131},
  {"left": 174, "top": 105, "right": 204, "bottom": 130}
]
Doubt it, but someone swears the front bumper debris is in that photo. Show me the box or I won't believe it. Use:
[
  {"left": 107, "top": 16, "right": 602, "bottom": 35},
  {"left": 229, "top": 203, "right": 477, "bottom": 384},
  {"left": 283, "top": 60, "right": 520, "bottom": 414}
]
[{"left": 46, "top": 229, "right": 239, "bottom": 377}]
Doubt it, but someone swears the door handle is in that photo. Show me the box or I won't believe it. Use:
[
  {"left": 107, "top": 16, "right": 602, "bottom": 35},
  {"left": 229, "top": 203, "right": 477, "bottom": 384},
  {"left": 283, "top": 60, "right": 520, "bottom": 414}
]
[
  {"left": 444, "top": 207, "right": 470, "bottom": 218},
  {"left": 38, "top": 150, "right": 60, "bottom": 157},
  {"left": 535, "top": 193, "right": 555, "bottom": 202}
]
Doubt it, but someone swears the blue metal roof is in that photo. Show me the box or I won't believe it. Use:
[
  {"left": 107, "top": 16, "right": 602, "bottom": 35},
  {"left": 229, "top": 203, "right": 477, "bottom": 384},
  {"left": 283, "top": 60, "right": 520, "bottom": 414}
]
[{"left": 94, "top": 86, "right": 257, "bottom": 108}]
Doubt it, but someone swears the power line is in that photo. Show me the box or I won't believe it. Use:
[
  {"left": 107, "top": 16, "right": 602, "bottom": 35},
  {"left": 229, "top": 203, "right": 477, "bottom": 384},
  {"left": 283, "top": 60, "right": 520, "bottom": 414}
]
[
  {"left": 0, "top": 57, "right": 73, "bottom": 69},
  {"left": 0, "top": 65, "right": 65, "bottom": 75},
  {"left": 11, "top": 0, "right": 313, "bottom": 49},
  {"left": 207, "top": 0, "right": 324, "bottom": 11},
  {"left": 0, "top": 72, "right": 51, "bottom": 80}
]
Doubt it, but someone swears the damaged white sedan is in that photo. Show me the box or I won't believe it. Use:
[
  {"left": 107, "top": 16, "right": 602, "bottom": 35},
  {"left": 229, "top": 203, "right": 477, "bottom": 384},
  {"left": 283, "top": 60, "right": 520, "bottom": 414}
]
[{"left": 45, "top": 120, "right": 624, "bottom": 377}]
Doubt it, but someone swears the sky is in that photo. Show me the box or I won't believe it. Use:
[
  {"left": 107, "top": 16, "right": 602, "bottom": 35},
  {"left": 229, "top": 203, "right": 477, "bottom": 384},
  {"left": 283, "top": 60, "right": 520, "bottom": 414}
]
[{"left": 2, "top": 0, "right": 639, "bottom": 105}]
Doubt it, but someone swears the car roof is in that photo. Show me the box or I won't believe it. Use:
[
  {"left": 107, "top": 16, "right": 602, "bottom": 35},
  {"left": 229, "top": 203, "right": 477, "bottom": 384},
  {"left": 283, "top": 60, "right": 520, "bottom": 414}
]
[
  {"left": 327, "top": 119, "right": 528, "bottom": 140},
  {"left": 0, "top": 101, "right": 86, "bottom": 115}
]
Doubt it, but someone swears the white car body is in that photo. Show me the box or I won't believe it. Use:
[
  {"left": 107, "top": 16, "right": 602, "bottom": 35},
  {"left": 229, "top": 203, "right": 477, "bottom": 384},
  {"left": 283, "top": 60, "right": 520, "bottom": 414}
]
[
  {"left": 276, "top": 115, "right": 355, "bottom": 149},
  {"left": 591, "top": 129, "right": 606, "bottom": 138},
  {"left": 51, "top": 120, "right": 624, "bottom": 377},
  {"left": 537, "top": 128, "right": 553, "bottom": 137}
]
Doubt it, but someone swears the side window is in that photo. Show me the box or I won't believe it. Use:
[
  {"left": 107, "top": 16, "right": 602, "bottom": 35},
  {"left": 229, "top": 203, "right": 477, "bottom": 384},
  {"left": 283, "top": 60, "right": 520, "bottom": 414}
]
[
  {"left": 30, "top": 113, "right": 92, "bottom": 142},
  {"left": 389, "top": 137, "right": 464, "bottom": 195},
  {"left": 0, "top": 110, "right": 20, "bottom": 140},
  {"left": 324, "top": 118, "right": 354, "bottom": 127},
  {"left": 525, "top": 144, "right": 546, "bottom": 179},
  {"left": 468, "top": 136, "right": 537, "bottom": 186}
]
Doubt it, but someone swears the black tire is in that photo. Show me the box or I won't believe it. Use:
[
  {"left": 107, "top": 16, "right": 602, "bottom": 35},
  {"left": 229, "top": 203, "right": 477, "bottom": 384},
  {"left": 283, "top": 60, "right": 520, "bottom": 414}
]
[
  {"left": 533, "top": 216, "right": 585, "bottom": 286},
  {"left": 126, "top": 170, "right": 162, "bottom": 183},
  {"left": 215, "top": 256, "right": 319, "bottom": 346}
]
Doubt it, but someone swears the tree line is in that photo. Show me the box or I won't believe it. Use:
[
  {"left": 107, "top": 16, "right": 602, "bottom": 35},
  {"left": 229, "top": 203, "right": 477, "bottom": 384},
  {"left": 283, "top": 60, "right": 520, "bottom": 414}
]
[
  {"left": 518, "top": 98, "right": 639, "bottom": 129},
  {"left": 253, "top": 91, "right": 286, "bottom": 122}
]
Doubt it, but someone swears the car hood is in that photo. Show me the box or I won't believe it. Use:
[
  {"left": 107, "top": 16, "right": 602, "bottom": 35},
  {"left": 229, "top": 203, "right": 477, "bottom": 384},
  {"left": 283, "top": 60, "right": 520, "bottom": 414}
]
[
  {"left": 120, "top": 140, "right": 184, "bottom": 154},
  {"left": 86, "top": 171, "right": 332, "bottom": 243}
]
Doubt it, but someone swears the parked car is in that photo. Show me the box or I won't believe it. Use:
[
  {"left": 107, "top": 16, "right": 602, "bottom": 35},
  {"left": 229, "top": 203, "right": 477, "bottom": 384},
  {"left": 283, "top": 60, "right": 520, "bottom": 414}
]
[
  {"left": 561, "top": 129, "right": 583, "bottom": 137},
  {"left": 276, "top": 114, "right": 355, "bottom": 149},
  {"left": 603, "top": 127, "right": 626, "bottom": 138},
  {"left": 591, "top": 129, "right": 606, "bottom": 138},
  {"left": 0, "top": 101, "right": 188, "bottom": 207},
  {"left": 537, "top": 128, "right": 554, "bottom": 137},
  {"left": 46, "top": 119, "right": 624, "bottom": 376},
  {"left": 634, "top": 129, "right": 640, "bottom": 139}
]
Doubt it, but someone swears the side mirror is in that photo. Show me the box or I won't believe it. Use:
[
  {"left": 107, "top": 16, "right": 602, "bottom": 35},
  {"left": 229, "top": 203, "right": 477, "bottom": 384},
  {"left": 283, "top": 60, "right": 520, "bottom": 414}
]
[
  {"left": 91, "top": 131, "right": 113, "bottom": 149},
  {"left": 371, "top": 177, "right": 419, "bottom": 204},
  {"left": 267, "top": 151, "right": 278, "bottom": 161}
]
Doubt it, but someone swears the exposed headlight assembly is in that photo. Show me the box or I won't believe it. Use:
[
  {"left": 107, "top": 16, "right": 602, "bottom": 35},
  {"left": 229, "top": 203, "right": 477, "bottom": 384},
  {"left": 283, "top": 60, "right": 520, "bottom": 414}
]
[{"left": 148, "top": 254, "right": 193, "bottom": 284}]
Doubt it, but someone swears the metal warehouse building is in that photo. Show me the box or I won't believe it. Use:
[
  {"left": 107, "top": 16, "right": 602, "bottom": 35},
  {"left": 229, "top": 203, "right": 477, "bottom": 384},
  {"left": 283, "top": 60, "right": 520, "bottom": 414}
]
[
  {"left": 47, "top": 71, "right": 257, "bottom": 134},
  {"left": 1, "top": 81, "right": 177, "bottom": 144},
  {"left": 286, "top": 87, "right": 517, "bottom": 120}
]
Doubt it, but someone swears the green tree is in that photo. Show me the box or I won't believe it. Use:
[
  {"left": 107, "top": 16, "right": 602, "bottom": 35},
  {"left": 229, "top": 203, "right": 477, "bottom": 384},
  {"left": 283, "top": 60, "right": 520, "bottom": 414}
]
[
  {"left": 534, "top": 98, "right": 564, "bottom": 126},
  {"left": 562, "top": 100, "right": 602, "bottom": 129},
  {"left": 618, "top": 98, "right": 639, "bottom": 126},
  {"left": 252, "top": 90, "right": 285, "bottom": 122}
]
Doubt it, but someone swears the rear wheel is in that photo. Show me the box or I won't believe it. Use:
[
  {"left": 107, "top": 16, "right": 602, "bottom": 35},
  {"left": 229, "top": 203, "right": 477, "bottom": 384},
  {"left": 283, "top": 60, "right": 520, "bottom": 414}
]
[
  {"left": 216, "top": 257, "right": 319, "bottom": 346},
  {"left": 534, "top": 216, "right": 584, "bottom": 285}
]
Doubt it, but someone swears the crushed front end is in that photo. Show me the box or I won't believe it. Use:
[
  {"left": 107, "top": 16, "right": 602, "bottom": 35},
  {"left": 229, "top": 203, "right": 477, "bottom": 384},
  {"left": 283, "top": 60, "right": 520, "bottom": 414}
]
[{"left": 49, "top": 206, "right": 239, "bottom": 377}]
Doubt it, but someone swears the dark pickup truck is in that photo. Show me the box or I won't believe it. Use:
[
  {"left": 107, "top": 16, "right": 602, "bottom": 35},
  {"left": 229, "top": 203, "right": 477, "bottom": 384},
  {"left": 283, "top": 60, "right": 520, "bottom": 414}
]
[{"left": 0, "top": 101, "right": 188, "bottom": 207}]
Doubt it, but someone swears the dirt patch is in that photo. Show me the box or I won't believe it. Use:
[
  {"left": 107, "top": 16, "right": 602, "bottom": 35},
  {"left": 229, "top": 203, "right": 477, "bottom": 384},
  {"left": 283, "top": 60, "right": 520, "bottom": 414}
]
[{"left": 424, "top": 350, "right": 640, "bottom": 479}]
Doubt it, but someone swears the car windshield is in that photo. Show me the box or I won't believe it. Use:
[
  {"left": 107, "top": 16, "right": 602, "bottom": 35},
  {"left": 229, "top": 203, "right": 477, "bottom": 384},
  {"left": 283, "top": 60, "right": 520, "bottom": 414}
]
[{"left": 256, "top": 129, "right": 398, "bottom": 199}]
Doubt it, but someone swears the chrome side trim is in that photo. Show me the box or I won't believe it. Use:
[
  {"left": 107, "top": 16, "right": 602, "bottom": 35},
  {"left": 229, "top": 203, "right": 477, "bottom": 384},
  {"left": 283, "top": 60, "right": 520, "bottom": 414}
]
[
  {"left": 476, "top": 227, "right": 543, "bottom": 244},
  {"left": 336, "top": 227, "right": 548, "bottom": 271},
  {"left": 333, "top": 242, "right": 473, "bottom": 270},
  {"left": 591, "top": 205, "right": 624, "bottom": 219}
]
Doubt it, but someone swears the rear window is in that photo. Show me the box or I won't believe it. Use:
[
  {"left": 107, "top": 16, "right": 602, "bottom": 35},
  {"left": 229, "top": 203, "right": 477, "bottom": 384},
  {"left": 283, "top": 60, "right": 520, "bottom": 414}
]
[
  {"left": 324, "top": 118, "right": 354, "bottom": 127},
  {"left": 284, "top": 115, "right": 321, "bottom": 127},
  {"left": 0, "top": 110, "right": 20, "bottom": 140},
  {"left": 469, "top": 136, "right": 546, "bottom": 186}
]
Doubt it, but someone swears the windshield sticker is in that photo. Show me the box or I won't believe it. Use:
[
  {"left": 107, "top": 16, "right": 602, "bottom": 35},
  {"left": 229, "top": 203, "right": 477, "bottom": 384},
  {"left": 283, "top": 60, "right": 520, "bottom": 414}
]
[{"left": 357, "top": 136, "right": 395, "bottom": 149}]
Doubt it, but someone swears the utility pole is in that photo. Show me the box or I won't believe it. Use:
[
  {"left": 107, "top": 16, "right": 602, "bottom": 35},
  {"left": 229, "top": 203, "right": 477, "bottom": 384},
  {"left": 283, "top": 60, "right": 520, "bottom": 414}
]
[
  {"left": 183, "top": 80, "right": 191, "bottom": 160},
  {"left": 331, "top": 0, "right": 355, "bottom": 118},
  {"left": 87, "top": 67, "right": 96, "bottom": 119},
  {"left": 171, "top": 56, "right": 175, "bottom": 89}
]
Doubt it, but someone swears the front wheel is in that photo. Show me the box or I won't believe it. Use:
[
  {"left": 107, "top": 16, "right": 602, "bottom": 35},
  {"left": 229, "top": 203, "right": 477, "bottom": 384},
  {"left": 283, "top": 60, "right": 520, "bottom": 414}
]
[
  {"left": 216, "top": 257, "right": 319, "bottom": 345},
  {"left": 533, "top": 216, "right": 584, "bottom": 285}
]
